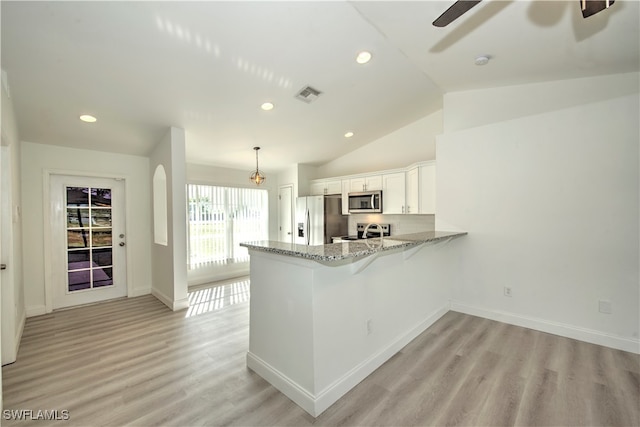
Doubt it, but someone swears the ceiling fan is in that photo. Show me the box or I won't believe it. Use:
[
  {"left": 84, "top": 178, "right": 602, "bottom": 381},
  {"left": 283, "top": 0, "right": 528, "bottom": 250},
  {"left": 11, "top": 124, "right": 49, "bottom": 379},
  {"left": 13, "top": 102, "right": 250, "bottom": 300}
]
[{"left": 432, "top": 0, "right": 615, "bottom": 27}]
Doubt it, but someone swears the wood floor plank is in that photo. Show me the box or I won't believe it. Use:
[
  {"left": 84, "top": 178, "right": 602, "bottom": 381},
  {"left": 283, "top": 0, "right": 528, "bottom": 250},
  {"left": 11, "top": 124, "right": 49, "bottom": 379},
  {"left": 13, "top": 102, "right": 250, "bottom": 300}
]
[{"left": 2, "top": 279, "right": 638, "bottom": 426}]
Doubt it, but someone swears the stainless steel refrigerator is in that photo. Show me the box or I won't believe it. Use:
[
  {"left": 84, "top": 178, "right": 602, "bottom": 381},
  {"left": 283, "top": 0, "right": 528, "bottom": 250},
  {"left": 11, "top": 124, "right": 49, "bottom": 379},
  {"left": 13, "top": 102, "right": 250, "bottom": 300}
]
[{"left": 295, "top": 194, "right": 348, "bottom": 245}]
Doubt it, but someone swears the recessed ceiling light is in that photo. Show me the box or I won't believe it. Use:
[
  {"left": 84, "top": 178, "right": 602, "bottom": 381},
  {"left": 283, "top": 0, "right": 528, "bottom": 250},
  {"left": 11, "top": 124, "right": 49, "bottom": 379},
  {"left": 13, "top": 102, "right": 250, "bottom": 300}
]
[
  {"left": 79, "top": 114, "right": 97, "bottom": 123},
  {"left": 261, "top": 102, "right": 274, "bottom": 111},
  {"left": 344, "top": 131, "right": 354, "bottom": 138},
  {"left": 356, "top": 51, "right": 372, "bottom": 64},
  {"left": 475, "top": 55, "right": 490, "bottom": 66}
]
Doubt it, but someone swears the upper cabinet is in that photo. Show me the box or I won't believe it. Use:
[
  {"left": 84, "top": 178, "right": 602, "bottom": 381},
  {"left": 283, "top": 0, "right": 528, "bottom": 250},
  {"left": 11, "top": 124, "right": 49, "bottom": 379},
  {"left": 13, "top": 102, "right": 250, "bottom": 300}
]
[
  {"left": 309, "top": 179, "right": 342, "bottom": 195},
  {"left": 382, "top": 172, "right": 406, "bottom": 214},
  {"left": 405, "top": 166, "right": 420, "bottom": 214},
  {"left": 349, "top": 175, "right": 382, "bottom": 192},
  {"left": 341, "top": 180, "right": 350, "bottom": 215}
]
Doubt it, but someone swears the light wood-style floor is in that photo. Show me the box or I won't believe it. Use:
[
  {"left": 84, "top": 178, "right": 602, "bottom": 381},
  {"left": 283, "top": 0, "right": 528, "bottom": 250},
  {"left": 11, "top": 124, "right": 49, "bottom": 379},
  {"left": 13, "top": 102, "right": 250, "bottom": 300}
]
[{"left": 2, "top": 278, "right": 639, "bottom": 426}]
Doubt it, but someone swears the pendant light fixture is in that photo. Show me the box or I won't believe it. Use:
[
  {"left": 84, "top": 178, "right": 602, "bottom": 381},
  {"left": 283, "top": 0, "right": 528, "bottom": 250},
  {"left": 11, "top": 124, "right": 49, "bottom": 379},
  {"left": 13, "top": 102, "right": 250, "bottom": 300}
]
[{"left": 250, "top": 146, "right": 266, "bottom": 185}]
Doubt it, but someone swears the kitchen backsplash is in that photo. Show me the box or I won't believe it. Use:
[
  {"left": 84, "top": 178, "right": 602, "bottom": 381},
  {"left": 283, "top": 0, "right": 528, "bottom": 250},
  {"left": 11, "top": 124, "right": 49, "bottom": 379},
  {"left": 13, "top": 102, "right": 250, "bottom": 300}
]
[{"left": 347, "top": 214, "right": 435, "bottom": 236}]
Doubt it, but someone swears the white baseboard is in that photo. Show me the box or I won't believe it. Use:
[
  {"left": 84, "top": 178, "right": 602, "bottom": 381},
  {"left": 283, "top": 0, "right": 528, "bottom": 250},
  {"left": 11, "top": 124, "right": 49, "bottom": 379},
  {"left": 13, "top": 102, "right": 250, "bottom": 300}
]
[
  {"left": 247, "top": 305, "right": 449, "bottom": 417},
  {"left": 246, "top": 352, "right": 318, "bottom": 416},
  {"left": 151, "top": 288, "right": 172, "bottom": 309},
  {"left": 188, "top": 270, "right": 250, "bottom": 288},
  {"left": 151, "top": 288, "right": 189, "bottom": 311},
  {"left": 129, "top": 287, "right": 151, "bottom": 298},
  {"left": 173, "top": 297, "right": 189, "bottom": 311},
  {"left": 314, "top": 305, "right": 449, "bottom": 415},
  {"left": 25, "top": 305, "right": 46, "bottom": 318},
  {"left": 15, "top": 310, "right": 26, "bottom": 356},
  {"left": 450, "top": 300, "right": 640, "bottom": 354}
]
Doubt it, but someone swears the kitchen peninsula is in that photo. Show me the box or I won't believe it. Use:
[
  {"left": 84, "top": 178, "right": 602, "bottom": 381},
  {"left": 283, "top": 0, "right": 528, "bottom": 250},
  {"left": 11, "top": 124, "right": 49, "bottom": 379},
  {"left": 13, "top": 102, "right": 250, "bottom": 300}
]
[{"left": 241, "top": 230, "right": 466, "bottom": 417}]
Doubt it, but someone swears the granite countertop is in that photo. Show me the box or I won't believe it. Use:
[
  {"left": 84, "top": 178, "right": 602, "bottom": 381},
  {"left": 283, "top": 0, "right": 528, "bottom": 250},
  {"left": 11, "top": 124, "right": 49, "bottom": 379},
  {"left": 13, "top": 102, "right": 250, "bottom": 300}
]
[{"left": 240, "top": 230, "right": 467, "bottom": 263}]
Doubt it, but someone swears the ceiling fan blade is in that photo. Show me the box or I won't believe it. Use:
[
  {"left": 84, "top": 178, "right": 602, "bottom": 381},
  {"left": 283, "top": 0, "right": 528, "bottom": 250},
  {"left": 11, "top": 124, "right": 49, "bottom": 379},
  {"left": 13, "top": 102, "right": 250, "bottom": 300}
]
[
  {"left": 433, "top": 0, "right": 483, "bottom": 27},
  {"left": 580, "top": 0, "right": 615, "bottom": 18}
]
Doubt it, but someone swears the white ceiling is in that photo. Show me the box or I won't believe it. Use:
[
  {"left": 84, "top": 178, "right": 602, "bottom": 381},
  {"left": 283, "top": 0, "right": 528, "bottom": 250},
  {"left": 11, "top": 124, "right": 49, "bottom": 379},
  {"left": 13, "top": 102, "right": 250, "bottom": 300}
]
[{"left": 2, "top": 1, "right": 638, "bottom": 172}]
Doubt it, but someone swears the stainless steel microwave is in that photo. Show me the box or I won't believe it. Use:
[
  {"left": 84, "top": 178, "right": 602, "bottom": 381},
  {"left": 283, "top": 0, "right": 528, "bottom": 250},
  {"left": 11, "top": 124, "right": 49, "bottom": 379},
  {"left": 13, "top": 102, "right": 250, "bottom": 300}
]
[{"left": 348, "top": 191, "right": 382, "bottom": 213}]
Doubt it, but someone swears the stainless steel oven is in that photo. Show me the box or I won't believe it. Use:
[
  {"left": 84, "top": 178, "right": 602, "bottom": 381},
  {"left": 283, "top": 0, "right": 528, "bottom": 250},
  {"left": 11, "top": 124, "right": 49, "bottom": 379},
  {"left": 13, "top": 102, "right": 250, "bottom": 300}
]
[{"left": 348, "top": 191, "right": 382, "bottom": 213}]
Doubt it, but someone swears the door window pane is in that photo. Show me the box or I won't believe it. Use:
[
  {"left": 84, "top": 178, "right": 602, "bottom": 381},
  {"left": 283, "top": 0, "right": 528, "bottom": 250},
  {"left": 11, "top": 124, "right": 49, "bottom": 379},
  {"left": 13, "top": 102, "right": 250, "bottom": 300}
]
[
  {"left": 68, "top": 249, "right": 90, "bottom": 267},
  {"left": 92, "top": 248, "right": 112, "bottom": 267},
  {"left": 91, "top": 188, "right": 111, "bottom": 207},
  {"left": 93, "top": 267, "right": 113, "bottom": 287},
  {"left": 68, "top": 230, "right": 90, "bottom": 248},
  {"left": 92, "top": 230, "right": 112, "bottom": 247},
  {"left": 91, "top": 210, "right": 112, "bottom": 227},
  {"left": 68, "top": 270, "right": 92, "bottom": 291},
  {"left": 67, "top": 187, "right": 89, "bottom": 207},
  {"left": 67, "top": 208, "right": 90, "bottom": 228}
]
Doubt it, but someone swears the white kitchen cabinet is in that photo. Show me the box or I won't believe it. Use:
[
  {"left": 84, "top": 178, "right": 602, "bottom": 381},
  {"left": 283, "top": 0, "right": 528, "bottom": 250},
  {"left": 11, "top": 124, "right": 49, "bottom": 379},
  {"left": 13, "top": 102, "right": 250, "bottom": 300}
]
[
  {"left": 349, "top": 178, "right": 365, "bottom": 193},
  {"left": 349, "top": 175, "right": 382, "bottom": 192},
  {"left": 310, "top": 179, "right": 342, "bottom": 195},
  {"left": 405, "top": 166, "right": 419, "bottom": 214},
  {"left": 382, "top": 172, "right": 406, "bottom": 214},
  {"left": 341, "top": 180, "right": 350, "bottom": 215},
  {"left": 419, "top": 163, "right": 436, "bottom": 214},
  {"left": 325, "top": 180, "right": 342, "bottom": 195},
  {"left": 307, "top": 162, "right": 434, "bottom": 215}
]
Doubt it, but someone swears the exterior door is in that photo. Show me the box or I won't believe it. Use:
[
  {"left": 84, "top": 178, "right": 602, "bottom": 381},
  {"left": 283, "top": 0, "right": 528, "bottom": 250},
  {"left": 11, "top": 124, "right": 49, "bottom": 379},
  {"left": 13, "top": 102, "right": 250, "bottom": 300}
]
[{"left": 50, "top": 175, "right": 127, "bottom": 309}]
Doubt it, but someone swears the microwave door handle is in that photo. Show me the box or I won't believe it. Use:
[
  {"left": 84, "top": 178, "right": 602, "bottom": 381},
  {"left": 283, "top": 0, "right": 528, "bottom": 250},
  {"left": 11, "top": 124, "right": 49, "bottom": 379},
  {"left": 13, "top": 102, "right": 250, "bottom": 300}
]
[{"left": 371, "top": 194, "right": 375, "bottom": 209}]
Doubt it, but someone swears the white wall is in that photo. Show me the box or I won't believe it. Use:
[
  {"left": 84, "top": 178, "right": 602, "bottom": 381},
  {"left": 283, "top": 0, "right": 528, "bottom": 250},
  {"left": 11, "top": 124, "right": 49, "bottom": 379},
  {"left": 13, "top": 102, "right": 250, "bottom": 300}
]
[
  {"left": 186, "top": 163, "right": 278, "bottom": 285},
  {"left": 444, "top": 72, "right": 640, "bottom": 133},
  {"left": 21, "top": 141, "right": 152, "bottom": 315},
  {"left": 315, "top": 110, "right": 441, "bottom": 178},
  {"left": 149, "top": 127, "right": 188, "bottom": 310},
  {"left": 276, "top": 163, "right": 317, "bottom": 197},
  {"left": 277, "top": 164, "right": 299, "bottom": 198},
  {"left": 437, "top": 73, "right": 639, "bottom": 352}
]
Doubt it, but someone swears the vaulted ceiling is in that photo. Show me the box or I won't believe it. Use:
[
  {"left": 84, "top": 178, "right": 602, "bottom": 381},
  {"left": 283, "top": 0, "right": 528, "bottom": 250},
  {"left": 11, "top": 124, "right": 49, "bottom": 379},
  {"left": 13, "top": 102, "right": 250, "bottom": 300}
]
[{"left": 2, "top": 1, "right": 638, "bottom": 171}]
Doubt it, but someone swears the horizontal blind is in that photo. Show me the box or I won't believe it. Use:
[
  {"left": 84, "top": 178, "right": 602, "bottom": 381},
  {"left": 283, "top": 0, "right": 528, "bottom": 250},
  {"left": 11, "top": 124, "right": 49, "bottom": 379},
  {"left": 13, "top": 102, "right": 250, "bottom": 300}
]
[{"left": 187, "top": 184, "right": 268, "bottom": 270}]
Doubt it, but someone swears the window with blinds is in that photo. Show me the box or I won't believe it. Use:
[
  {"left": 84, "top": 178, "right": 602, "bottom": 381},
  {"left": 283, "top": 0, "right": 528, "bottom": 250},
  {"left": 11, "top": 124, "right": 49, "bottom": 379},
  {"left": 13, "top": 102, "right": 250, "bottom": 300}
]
[{"left": 187, "top": 184, "right": 268, "bottom": 270}]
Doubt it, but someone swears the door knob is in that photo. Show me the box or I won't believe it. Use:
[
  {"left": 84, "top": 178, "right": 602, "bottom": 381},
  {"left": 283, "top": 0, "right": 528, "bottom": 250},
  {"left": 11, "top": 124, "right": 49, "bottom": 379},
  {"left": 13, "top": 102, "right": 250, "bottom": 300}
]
[
  {"left": 0, "top": 264, "right": 6, "bottom": 270},
  {"left": 119, "top": 242, "right": 126, "bottom": 247}
]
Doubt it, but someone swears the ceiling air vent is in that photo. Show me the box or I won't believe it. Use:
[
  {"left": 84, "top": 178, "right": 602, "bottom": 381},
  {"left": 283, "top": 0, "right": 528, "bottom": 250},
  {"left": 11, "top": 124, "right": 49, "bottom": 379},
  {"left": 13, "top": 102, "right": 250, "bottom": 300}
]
[{"left": 294, "top": 85, "right": 322, "bottom": 103}]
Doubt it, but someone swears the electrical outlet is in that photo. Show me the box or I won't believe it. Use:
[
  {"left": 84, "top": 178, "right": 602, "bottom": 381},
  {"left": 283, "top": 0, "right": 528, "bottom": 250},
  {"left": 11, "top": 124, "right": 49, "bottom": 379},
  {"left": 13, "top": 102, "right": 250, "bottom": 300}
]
[
  {"left": 599, "top": 300, "right": 612, "bottom": 314},
  {"left": 504, "top": 287, "right": 512, "bottom": 297},
  {"left": 366, "top": 319, "right": 373, "bottom": 335}
]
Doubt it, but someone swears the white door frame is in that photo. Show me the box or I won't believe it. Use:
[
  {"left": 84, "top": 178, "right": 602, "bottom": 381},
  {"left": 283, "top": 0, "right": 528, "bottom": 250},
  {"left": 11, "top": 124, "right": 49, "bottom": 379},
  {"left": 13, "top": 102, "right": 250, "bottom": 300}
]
[
  {"left": 43, "top": 169, "right": 133, "bottom": 313},
  {"left": 278, "top": 184, "right": 294, "bottom": 244}
]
